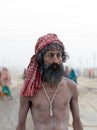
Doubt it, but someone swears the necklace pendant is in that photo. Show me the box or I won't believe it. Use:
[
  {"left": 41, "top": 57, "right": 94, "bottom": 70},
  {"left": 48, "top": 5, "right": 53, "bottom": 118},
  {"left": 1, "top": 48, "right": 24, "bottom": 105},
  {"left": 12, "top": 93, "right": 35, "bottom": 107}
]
[
  {"left": 50, "top": 111, "right": 53, "bottom": 116},
  {"left": 42, "top": 83, "right": 60, "bottom": 117},
  {"left": 50, "top": 102, "right": 53, "bottom": 116}
]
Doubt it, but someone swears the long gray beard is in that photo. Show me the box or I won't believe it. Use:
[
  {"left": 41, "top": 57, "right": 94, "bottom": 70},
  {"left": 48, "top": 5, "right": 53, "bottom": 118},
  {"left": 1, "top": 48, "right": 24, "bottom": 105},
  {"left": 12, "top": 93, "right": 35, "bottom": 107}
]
[{"left": 41, "top": 63, "right": 64, "bottom": 84}]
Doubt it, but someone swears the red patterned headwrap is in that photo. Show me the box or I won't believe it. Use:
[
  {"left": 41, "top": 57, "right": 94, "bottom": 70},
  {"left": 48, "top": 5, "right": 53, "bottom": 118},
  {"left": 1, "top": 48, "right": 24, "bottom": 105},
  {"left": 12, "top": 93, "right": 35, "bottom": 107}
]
[{"left": 20, "top": 33, "right": 64, "bottom": 96}]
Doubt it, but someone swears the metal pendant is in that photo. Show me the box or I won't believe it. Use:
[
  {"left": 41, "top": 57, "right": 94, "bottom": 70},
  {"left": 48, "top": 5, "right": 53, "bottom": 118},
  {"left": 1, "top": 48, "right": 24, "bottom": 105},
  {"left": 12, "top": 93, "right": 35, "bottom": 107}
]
[{"left": 50, "top": 102, "right": 53, "bottom": 116}]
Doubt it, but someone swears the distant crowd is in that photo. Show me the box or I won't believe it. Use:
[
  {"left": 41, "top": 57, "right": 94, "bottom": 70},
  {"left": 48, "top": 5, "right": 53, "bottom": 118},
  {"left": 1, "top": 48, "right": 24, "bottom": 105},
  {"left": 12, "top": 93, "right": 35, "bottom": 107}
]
[{"left": 0, "top": 65, "right": 96, "bottom": 100}]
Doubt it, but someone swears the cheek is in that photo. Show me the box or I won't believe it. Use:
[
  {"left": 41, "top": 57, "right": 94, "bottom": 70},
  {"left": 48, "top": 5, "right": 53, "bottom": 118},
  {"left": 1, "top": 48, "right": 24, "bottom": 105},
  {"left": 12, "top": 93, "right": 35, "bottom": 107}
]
[
  {"left": 59, "top": 57, "right": 62, "bottom": 62},
  {"left": 44, "top": 58, "right": 52, "bottom": 65},
  {"left": 44, "top": 58, "right": 62, "bottom": 65},
  {"left": 43, "top": 55, "right": 52, "bottom": 64},
  {"left": 57, "top": 57, "right": 63, "bottom": 64}
]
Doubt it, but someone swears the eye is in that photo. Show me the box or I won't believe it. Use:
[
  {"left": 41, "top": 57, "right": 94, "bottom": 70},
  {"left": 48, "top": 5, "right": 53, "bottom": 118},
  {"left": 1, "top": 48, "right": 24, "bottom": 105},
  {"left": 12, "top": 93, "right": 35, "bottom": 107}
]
[
  {"left": 57, "top": 53, "right": 62, "bottom": 58},
  {"left": 50, "top": 53, "right": 54, "bottom": 57},
  {"left": 45, "top": 53, "right": 62, "bottom": 58},
  {"left": 46, "top": 53, "right": 54, "bottom": 57},
  {"left": 46, "top": 54, "right": 51, "bottom": 57}
]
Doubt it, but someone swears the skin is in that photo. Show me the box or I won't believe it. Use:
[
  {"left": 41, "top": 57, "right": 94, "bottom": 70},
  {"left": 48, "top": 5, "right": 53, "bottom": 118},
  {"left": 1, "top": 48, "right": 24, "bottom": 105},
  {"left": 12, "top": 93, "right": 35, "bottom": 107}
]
[{"left": 16, "top": 50, "right": 83, "bottom": 130}]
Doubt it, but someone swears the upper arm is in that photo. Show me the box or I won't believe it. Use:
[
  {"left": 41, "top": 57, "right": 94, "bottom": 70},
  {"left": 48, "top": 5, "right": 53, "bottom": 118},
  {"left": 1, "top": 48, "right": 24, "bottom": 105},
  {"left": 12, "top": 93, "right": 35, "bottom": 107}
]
[
  {"left": 70, "top": 82, "right": 80, "bottom": 120},
  {"left": 69, "top": 82, "right": 83, "bottom": 130},
  {"left": 17, "top": 96, "right": 30, "bottom": 125}
]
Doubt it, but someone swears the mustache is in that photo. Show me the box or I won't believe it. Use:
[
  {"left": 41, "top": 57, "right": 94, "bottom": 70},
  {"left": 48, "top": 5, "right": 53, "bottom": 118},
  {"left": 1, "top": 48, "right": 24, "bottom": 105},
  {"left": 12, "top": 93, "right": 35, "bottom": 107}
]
[
  {"left": 45, "top": 63, "right": 61, "bottom": 69},
  {"left": 41, "top": 63, "right": 64, "bottom": 84}
]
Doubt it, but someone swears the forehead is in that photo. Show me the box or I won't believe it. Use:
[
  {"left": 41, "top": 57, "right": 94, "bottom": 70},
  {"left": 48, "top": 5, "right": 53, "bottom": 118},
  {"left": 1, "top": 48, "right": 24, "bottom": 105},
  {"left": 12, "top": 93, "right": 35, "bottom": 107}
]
[
  {"left": 47, "top": 43, "right": 62, "bottom": 51},
  {"left": 45, "top": 49, "right": 61, "bottom": 54},
  {"left": 42, "top": 43, "right": 63, "bottom": 55},
  {"left": 44, "top": 42, "right": 62, "bottom": 50}
]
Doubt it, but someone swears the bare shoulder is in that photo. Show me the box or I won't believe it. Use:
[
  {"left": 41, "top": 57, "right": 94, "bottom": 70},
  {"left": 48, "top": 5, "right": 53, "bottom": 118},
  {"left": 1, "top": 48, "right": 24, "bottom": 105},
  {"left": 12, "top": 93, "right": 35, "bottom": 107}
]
[
  {"left": 62, "top": 77, "right": 78, "bottom": 96},
  {"left": 19, "top": 96, "right": 31, "bottom": 106}
]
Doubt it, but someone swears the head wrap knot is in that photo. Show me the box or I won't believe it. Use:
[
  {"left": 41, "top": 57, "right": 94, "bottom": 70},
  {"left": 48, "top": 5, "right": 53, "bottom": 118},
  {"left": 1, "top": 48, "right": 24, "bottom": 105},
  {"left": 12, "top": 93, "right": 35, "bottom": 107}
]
[{"left": 20, "top": 33, "right": 64, "bottom": 96}]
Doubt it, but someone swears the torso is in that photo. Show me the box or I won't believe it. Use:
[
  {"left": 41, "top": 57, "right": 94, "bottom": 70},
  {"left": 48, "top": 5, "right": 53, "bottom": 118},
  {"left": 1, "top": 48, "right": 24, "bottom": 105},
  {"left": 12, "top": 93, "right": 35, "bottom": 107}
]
[{"left": 24, "top": 77, "right": 74, "bottom": 130}]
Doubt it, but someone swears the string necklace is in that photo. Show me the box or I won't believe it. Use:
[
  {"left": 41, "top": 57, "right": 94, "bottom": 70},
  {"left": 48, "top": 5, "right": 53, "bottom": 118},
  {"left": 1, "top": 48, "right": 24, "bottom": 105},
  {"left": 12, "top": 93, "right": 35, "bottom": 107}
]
[{"left": 42, "top": 83, "right": 60, "bottom": 117}]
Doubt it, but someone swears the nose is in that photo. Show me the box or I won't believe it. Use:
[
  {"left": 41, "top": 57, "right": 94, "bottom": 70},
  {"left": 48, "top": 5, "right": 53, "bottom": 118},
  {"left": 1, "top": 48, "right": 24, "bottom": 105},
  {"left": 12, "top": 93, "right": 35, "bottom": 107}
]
[{"left": 52, "top": 55, "right": 59, "bottom": 64}]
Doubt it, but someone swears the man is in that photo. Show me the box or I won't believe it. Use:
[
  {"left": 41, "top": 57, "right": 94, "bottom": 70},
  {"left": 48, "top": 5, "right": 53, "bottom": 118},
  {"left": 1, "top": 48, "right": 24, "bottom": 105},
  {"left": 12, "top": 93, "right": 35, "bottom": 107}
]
[{"left": 16, "top": 33, "right": 83, "bottom": 130}]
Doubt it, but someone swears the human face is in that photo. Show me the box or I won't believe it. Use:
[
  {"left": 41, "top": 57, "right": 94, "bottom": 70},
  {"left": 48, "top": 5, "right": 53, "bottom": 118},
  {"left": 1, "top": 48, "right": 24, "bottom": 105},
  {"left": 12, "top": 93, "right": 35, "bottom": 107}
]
[
  {"left": 41, "top": 50, "right": 64, "bottom": 84},
  {"left": 43, "top": 50, "right": 62, "bottom": 65}
]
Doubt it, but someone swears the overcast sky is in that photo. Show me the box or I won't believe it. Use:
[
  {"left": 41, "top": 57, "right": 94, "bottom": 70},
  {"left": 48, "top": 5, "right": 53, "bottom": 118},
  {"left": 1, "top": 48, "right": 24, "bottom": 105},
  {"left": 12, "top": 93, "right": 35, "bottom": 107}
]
[{"left": 0, "top": 0, "right": 97, "bottom": 71}]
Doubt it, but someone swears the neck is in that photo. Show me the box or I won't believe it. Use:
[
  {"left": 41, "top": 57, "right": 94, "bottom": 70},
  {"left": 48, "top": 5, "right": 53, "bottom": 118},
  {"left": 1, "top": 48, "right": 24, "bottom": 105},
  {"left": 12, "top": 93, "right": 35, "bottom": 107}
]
[{"left": 42, "top": 81, "right": 58, "bottom": 88}]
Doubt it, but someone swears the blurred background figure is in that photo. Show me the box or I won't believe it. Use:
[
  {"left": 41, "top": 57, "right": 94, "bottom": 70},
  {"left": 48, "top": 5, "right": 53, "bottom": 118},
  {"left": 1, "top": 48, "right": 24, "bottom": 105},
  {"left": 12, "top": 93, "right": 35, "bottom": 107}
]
[
  {"left": 68, "top": 67, "right": 77, "bottom": 83},
  {"left": 0, "top": 71, "right": 2, "bottom": 96},
  {"left": 64, "top": 66, "right": 70, "bottom": 78},
  {"left": 22, "top": 68, "right": 26, "bottom": 79},
  {"left": 89, "top": 68, "right": 94, "bottom": 78},
  {"left": 0, "top": 67, "right": 13, "bottom": 99},
  {"left": 64, "top": 66, "right": 77, "bottom": 83}
]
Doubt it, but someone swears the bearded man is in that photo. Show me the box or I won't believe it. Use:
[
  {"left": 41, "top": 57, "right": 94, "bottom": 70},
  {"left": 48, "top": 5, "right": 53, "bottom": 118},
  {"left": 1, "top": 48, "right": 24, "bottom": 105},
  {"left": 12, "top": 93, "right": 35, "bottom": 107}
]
[{"left": 16, "top": 33, "right": 83, "bottom": 130}]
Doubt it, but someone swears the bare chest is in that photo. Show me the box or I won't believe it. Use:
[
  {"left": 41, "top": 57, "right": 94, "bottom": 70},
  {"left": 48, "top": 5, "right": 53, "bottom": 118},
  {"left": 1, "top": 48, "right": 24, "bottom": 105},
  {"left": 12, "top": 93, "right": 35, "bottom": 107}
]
[{"left": 31, "top": 86, "right": 72, "bottom": 112}]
